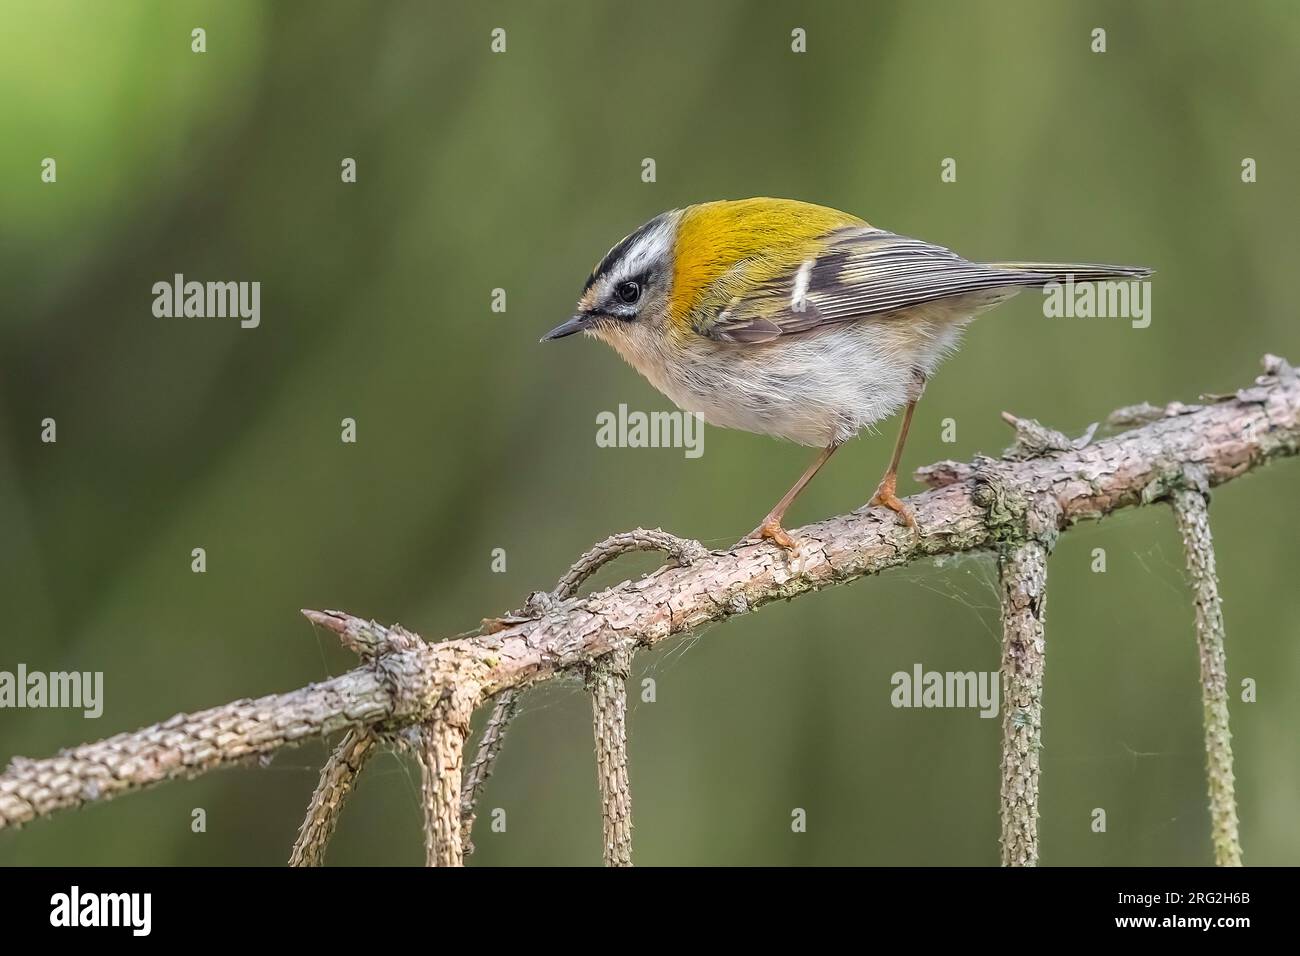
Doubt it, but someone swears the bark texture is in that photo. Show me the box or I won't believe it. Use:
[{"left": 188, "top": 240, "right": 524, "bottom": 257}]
[
  {"left": 587, "top": 650, "right": 634, "bottom": 867},
  {"left": 1171, "top": 477, "right": 1243, "bottom": 866},
  {"left": 289, "top": 728, "right": 378, "bottom": 867},
  {"left": 997, "top": 538, "right": 1051, "bottom": 866}
]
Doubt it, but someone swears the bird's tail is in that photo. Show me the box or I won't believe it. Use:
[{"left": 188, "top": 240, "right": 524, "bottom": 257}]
[{"left": 983, "top": 261, "right": 1153, "bottom": 286}]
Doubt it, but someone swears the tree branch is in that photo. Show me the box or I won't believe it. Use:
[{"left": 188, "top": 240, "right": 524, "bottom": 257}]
[
  {"left": 1, "top": 355, "right": 1295, "bottom": 853},
  {"left": 288, "top": 728, "right": 379, "bottom": 867},
  {"left": 415, "top": 719, "right": 468, "bottom": 867},
  {"left": 458, "top": 690, "right": 518, "bottom": 854},
  {"left": 455, "top": 528, "right": 703, "bottom": 859},
  {"left": 1170, "top": 471, "right": 1243, "bottom": 866},
  {"left": 587, "top": 649, "right": 634, "bottom": 867},
  {"left": 997, "top": 534, "right": 1052, "bottom": 866}
]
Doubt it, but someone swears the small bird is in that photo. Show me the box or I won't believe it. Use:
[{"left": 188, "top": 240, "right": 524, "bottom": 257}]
[{"left": 543, "top": 198, "right": 1149, "bottom": 550}]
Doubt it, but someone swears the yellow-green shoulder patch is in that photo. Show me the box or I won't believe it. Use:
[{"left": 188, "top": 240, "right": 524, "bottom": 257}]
[{"left": 670, "top": 198, "right": 865, "bottom": 333}]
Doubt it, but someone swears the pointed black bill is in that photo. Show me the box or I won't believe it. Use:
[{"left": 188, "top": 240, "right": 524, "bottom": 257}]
[{"left": 540, "top": 315, "right": 590, "bottom": 342}]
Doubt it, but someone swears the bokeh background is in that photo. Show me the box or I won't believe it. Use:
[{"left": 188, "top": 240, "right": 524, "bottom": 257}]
[{"left": 1, "top": 0, "right": 1297, "bottom": 866}]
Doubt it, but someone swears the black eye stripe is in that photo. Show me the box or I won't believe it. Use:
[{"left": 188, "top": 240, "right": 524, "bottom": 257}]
[{"left": 583, "top": 213, "right": 670, "bottom": 293}]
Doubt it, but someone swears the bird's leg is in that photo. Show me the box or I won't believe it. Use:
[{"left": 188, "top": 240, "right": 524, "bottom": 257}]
[
  {"left": 743, "top": 441, "right": 841, "bottom": 551},
  {"left": 870, "top": 371, "right": 927, "bottom": 528}
]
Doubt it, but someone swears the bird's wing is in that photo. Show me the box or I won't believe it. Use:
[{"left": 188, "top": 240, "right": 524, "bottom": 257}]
[{"left": 698, "top": 227, "right": 1046, "bottom": 344}]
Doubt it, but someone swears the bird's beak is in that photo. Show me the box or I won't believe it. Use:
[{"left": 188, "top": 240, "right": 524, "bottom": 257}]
[{"left": 540, "top": 314, "right": 590, "bottom": 342}]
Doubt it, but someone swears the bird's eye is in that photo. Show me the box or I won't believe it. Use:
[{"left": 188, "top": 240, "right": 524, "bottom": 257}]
[{"left": 615, "top": 281, "right": 641, "bottom": 305}]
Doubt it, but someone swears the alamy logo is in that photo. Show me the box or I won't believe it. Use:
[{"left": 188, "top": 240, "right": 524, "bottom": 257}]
[
  {"left": 596, "top": 404, "right": 704, "bottom": 459},
  {"left": 1042, "top": 277, "right": 1151, "bottom": 329},
  {"left": 50, "top": 886, "right": 151, "bottom": 936},
  {"left": 152, "top": 274, "right": 261, "bottom": 328},
  {"left": 890, "top": 664, "right": 999, "bottom": 718},
  {"left": 0, "top": 664, "right": 103, "bottom": 718}
]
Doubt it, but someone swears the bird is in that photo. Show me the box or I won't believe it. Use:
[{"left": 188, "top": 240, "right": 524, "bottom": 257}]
[{"left": 542, "top": 197, "right": 1150, "bottom": 551}]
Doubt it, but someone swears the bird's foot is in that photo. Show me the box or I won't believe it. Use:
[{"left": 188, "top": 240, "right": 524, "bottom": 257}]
[
  {"left": 737, "top": 517, "right": 799, "bottom": 553},
  {"left": 869, "top": 476, "right": 917, "bottom": 529}
]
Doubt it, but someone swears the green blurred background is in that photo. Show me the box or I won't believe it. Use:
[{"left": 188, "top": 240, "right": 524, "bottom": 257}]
[{"left": 1, "top": 0, "right": 1297, "bottom": 866}]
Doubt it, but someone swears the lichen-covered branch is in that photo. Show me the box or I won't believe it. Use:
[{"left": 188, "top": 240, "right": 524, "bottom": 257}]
[
  {"left": 1, "top": 355, "right": 1296, "bottom": 836},
  {"left": 459, "top": 689, "right": 519, "bottom": 854},
  {"left": 555, "top": 528, "right": 709, "bottom": 597},
  {"left": 587, "top": 650, "right": 634, "bottom": 867},
  {"left": 285, "top": 612, "right": 427, "bottom": 866},
  {"left": 457, "top": 528, "right": 705, "bottom": 856},
  {"left": 416, "top": 720, "right": 468, "bottom": 867},
  {"left": 288, "top": 728, "right": 379, "bottom": 867},
  {"left": 997, "top": 537, "right": 1051, "bottom": 866},
  {"left": 565, "top": 529, "right": 704, "bottom": 867},
  {"left": 1170, "top": 475, "right": 1243, "bottom": 867}
]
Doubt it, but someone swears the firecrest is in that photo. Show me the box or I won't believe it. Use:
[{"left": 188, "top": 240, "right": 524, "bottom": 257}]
[{"left": 543, "top": 197, "right": 1149, "bottom": 550}]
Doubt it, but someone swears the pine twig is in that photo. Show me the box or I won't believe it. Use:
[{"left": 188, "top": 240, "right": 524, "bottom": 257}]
[
  {"left": 586, "top": 650, "right": 634, "bottom": 866},
  {"left": 460, "top": 528, "right": 705, "bottom": 863},
  {"left": 459, "top": 689, "right": 519, "bottom": 853},
  {"left": 1170, "top": 471, "right": 1243, "bottom": 866},
  {"left": 415, "top": 720, "right": 469, "bottom": 867},
  {"left": 565, "top": 529, "right": 707, "bottom": 866},
  {"left": 997, "top": 537, "right": 1050, "bottom": 866},
  {"left": 288, "top": 728, "right": 379, "bottom": 867}
]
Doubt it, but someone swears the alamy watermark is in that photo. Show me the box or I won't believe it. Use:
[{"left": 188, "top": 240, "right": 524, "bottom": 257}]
[
  {"left": 0, "top": 664, "right": 103, "bottom": 718},
  {"left": 890, "top": 663, "right": 999, "bottom": 718},
  {"left": 1042, "top": 277, "right": 1151, "bottom": 329},
  {"left": 152, "top": 273, "right": 260, "bottom": 328},
  {"left": 596, "top": 404, "right": 704, "bottom": 459},
  {"left": 50, "top": 886, "right": 150, "bottom": 936}
]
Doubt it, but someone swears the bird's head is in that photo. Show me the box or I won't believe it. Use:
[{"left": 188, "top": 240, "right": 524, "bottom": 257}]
[
  {"left": 541, "top": 210, "right": 681, "bottom": 352},
  {"left": 541, "top": 198, "right": 866, "bottom": 356}
]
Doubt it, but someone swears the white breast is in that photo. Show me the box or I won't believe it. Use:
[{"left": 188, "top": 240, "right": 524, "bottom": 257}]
[{"left": 600, "top": 301, "right": 983, "bottom": 447}]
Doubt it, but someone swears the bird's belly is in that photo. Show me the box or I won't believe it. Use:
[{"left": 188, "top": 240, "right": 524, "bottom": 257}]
[{"left": 661, "top": 324, "right": 926, "bottom": 447}]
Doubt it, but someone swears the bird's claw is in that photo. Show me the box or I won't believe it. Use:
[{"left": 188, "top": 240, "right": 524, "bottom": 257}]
[
  {"left": 738, "top": 518, "right": 799, "bottom": 554},
  {"left": 870, "top": 478, "right": 918, "bottom": 529}
]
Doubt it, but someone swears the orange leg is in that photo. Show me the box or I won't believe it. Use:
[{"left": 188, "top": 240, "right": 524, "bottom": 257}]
[
  {"left": 744, "top": 442, "right": 841, "bottom": 550},
  {"left": 870, "top": 380, "right": 925, "bottom": 528}
]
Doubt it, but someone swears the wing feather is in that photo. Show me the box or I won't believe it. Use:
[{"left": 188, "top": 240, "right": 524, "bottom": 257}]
[{"left": 701, "top": 228, "right": 1083, "bottom": 343}]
